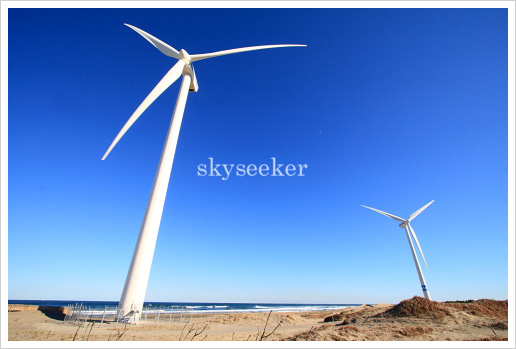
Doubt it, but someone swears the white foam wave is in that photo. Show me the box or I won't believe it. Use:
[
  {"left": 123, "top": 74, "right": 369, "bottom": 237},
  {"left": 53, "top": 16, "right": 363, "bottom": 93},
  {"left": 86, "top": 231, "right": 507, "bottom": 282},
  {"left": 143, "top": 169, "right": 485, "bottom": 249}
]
[{"left": 69, "top": 305, "right": 351, "bottom": 316}]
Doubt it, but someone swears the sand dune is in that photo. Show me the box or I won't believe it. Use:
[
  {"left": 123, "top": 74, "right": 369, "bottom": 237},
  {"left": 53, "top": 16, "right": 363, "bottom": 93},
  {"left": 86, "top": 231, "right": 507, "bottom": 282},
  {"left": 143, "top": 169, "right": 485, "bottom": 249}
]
[{"left": 8, "top": 297, "right": 508, "bottom": 341}]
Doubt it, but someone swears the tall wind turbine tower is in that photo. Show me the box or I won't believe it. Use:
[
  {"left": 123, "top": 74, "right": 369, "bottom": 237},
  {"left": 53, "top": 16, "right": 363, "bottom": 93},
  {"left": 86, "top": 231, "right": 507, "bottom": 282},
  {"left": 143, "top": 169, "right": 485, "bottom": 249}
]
[
  {"left": 362, "top": 201, "right": 435, "bottom": 300},
  {"left": 102, "top": 24, "right": 305, "bottom": 323}
]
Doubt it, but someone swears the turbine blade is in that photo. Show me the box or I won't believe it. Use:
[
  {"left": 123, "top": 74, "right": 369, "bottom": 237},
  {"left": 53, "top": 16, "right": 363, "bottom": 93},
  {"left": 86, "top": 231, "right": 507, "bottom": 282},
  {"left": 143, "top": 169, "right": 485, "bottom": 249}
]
[
  {"left": 408, "top": 223, "right": 428, "bottom": 269},
  {"left": 102, "top": 60, "right": 186, "bottom": 160},
  {"left": 409, "top": 200, "right": 435, "bottom": 222},
  {"left": 361, "top": 205, "right": 405, "bottom": 222},
  {"left": 190, "top": 44, "right": 306, "bottom": 62},
  {"left": 125, "top": 23, "right": 181, "bottom": 59}
]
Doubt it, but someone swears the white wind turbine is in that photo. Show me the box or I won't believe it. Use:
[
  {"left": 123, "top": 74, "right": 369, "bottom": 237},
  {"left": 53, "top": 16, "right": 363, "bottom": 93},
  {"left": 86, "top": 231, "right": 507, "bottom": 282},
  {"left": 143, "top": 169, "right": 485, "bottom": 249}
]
[
  {"left": 102, "top": 24, "right": 305, "bottom": 323},
  {"left": 361, "top": 201, "right": 434, "bottom": 300}
]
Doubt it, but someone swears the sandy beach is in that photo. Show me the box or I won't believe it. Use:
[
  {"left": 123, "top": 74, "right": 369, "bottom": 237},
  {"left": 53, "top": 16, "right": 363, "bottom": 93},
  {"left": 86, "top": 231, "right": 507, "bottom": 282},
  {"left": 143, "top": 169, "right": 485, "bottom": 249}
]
[{"left": 7, "top": 297, "right": 508, "bottom": 341}]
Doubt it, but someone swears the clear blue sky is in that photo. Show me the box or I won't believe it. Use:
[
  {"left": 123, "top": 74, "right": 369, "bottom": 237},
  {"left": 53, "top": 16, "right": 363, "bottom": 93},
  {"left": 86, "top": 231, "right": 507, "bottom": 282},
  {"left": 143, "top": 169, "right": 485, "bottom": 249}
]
[{"left": 8, "top": 8, "right": 508, "bottom": 304}]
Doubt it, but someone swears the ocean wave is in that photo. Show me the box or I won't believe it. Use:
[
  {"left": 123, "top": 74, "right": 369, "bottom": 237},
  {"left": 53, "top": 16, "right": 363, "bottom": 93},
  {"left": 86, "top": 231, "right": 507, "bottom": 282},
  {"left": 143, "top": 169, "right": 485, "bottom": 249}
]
[
  {"left": 185, "top": 305, "right": 228, "bottom": 310},
  {"left": 64, "top": 304, "right": 352, "bottom": 316}
]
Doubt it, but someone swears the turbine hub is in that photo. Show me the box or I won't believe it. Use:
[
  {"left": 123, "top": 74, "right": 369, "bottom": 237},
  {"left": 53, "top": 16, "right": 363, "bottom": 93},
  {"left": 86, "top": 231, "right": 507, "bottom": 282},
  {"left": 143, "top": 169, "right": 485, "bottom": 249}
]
[{"left": 179, "top": 49, "right": 192, "bottom": 66}]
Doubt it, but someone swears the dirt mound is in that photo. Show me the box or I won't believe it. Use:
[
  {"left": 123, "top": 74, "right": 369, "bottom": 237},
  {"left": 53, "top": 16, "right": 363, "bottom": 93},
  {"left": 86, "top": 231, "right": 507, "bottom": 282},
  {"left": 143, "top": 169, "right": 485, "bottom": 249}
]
[
  {"left": 381, "top": 296, "right": 452, "bottom": 319},
  {"left": 445, "top": 299, "right": 507, "bottom": 319},
  {"left": 324, "top": 304, "right": 392, "bottom": 323},
  {"left": 279, "top": 313, "right": 307, "bottom": 324}
]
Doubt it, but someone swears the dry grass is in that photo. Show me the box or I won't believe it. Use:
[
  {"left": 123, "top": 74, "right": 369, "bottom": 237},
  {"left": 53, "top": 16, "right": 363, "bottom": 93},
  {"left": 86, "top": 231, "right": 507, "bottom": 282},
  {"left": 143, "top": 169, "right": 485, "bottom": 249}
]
[
  {"left": 396, "top": 326, "right": 433, "bottom": 337},
  {"left": 286, "top": 297, "right": 508, "bottom": 341},
  {"left": 381, "top": 296, "right": 452, "bottom": 319},
  {"left": 341, "top": 317, "right": 357, "bottom": 325},
  {"left": 445, "top": 299, "right": 508, "bottom": 319},
  {"left": 341, "top": 325, "right": 360, "bottom": 332}
]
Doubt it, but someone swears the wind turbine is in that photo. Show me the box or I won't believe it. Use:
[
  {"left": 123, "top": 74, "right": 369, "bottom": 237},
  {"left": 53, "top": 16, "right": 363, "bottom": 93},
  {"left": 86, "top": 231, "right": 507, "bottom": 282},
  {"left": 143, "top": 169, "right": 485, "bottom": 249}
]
[
  {"left": 361, "top": 201, "right": 434, "bottom": 300},
  {"left": 102, "top": 23, "right": 305, "bottom": 323}
]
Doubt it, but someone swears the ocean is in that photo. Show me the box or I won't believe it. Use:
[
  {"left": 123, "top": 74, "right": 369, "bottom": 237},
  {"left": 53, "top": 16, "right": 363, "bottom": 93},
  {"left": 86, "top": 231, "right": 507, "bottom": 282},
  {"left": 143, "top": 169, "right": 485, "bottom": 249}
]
[{"left": 8, "top": 300, "right": 358, "bottom": 314}]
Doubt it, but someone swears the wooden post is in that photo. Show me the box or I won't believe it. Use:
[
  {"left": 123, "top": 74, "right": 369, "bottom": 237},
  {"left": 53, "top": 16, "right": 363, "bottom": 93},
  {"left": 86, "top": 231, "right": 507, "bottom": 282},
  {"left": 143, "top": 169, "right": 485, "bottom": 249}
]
[{"left": 100, "top": 306, "right": 107, "bottom": 327}]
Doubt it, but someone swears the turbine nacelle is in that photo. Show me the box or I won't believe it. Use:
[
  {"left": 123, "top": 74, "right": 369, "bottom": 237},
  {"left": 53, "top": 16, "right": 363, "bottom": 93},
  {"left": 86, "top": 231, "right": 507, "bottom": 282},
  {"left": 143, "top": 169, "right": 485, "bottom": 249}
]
[
  {"left": 178, "top": 49, "right": 198, "bottom": 92},
  {"left": 187, "top": 65, "right": 199, "bottom": 92},
  {"left": 399, "top": 221, "right": 408, "bottom": 228}
]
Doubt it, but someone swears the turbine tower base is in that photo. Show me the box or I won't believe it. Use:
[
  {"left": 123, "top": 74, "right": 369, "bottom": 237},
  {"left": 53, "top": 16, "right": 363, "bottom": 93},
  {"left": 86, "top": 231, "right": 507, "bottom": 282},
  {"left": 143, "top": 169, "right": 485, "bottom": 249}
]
[
  {"left": 116, "top": 304, "right": 142, "bottom": 324},
  {"left": 116, "top": 74, "right": 192, "bottom": 324}
]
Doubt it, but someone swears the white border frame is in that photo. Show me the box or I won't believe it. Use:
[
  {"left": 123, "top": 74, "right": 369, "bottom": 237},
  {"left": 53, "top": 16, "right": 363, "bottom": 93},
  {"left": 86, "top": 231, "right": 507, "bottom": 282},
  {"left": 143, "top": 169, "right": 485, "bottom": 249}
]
[{"left": 1, "top": 1, "right": 514, "bottom": 348}]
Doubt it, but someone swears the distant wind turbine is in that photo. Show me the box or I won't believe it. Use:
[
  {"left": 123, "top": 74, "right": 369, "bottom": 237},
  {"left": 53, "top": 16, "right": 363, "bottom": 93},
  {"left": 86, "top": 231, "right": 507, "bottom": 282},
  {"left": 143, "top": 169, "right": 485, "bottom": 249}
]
[
  {"left": 102, "top": 23, "right": 305, "bottom": 323},
  {"left": 361, "top": 201, "right": 435, "bottom": 300}
]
